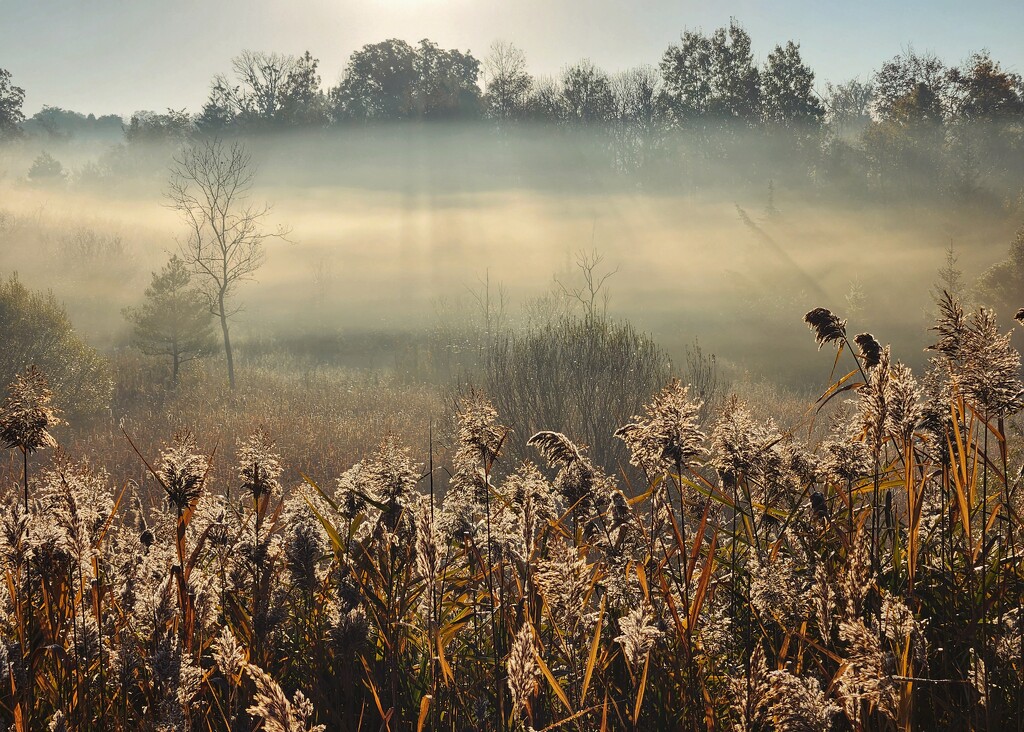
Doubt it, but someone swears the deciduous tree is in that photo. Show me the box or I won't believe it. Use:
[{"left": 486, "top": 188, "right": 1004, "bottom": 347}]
[
  {"left": 167, "top": 138, "right": 285, "bottom": 389},
  {"left": 483, "top": 41, "right": 532, "bottom": 120},
  {"left": 0, "top": 68, "right": 25, "bottom": 141},
  {"left": 561, "top": 60, "right": 615, "bottom": 123},
  {"left": 761, "top": 41, "right": 823, "bottom": 127}
]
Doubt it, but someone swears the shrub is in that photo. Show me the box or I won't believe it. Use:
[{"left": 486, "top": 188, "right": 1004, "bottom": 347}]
[
  {"left": 26, "top": 151, "right": 64, "bottom": 182},
  {"left": 482, "top": 314, "right": 671, "bottom": 470},
  {"left": 0, "top": 273, "right": 111, "bottom": 418}
]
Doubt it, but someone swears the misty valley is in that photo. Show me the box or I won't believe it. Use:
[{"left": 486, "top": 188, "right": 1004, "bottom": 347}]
[{"left": 1, "top": 18, "right": 1024, "bottom": 731}]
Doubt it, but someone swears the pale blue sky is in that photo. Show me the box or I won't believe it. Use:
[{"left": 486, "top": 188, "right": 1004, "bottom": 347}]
[{"left": 2, "top": 0, "right": 1022, "bottom": 116}]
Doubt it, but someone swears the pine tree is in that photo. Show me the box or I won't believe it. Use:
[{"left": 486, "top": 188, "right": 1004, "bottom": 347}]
[{"left": 124, "top": 256, "right": 217, "bottom": 383}]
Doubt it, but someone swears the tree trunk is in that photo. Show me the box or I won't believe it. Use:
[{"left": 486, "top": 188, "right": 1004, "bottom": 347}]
[
  {"left": 218, "top": 292, "right": 235, "bottom": 389},
  {"left": 172, "top": 349, "right": 180, "bottom": 386}
]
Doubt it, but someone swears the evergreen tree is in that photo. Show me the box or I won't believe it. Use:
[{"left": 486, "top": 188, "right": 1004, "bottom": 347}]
[{"left": 124, "top": 256, "right": 217, "bottom": 384}]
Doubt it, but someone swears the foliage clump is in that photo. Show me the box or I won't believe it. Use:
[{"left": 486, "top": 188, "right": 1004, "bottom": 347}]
[{"left": 0, "top": 274, "right": 111, "bottom": 418}]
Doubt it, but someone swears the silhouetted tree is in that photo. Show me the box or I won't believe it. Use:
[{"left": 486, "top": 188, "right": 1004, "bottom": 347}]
[
  {"left": 0, "top": 275, "right": 111, "bottom": 418},
  {"left": 124, "top": 109, "right": 195, "bottom": 145},
  {"left": 197, "top": 78, "right": 238, "bottom": 133},
  {"left": 21, "top": 106, "right": 123, "bottom": 141},
  {"left": 27, "top": 152, "right": 63, "bottom": 182},
  {"left": 330, "top": 39, "right": 419, "bottom": 120},
  {"left": 330, "top": 39, "right": 481, "bottom": 121},
  {"left": 948, "top": 51, "right": 1024, "bottom": 122},
  {"left": 862, "top": 50, "right": 949, "bottom": 192},
  {"left": 760, "top": 41, "right": 823, "bottom": 127},
  {"left": 659, "top": 20, "right": 760, "bottom": 125},
  {"left": 0, "top": 68, "right": 25, "bottom": 141},
  {"left": 613, "top": 66, "right": 661, "bottom": 127},
  {"left": 610, "top": 66, "right": 663, "bottom": 171},
  {"left": 278, "top": 51, "right": 328, "bottom": 126},
  {"left": 231, "top": 51, "right": 296, "bottom": 126},
  {"left": 945, "top": 52, "right": 1024, "bottom": 189},
  {"left": 659, "top": 29, "right": 714, "bottom": 122},
  {"left": 823, "top": 79, "right": 874, "bottom": 137},
  {"left": 413, "top": 40, "right": 481, "bottom": 118},
  {"left": 123, "top": 256, "right": 218, "bottom": 384},
  {"left": 197, "top": 51, "right": 320, "bottom": 131},
  {"left": 483, "top": 41, "right": 532, "bottom": 120},
  {"left": 561, "top": 60, "right": 615, "bottom": 123},
  {"left": 978, "top": 227, "right": 1024, "bottom": 322},
  {"left": 525, "top": 76, "right": 565, "bottom": 121},
  {"left": 873, "top": 49, "right": 948, "bottom": 125}
]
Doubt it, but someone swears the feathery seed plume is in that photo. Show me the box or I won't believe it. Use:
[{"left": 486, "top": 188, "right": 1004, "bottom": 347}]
[
  {"left": 804, "top": 308, "right": 847, "bottom": 350},
  {"left": 156, "top": 431, "right": 208, "bottom": 510},
  {"left": 0, "top": 365, "right": 62, "bottom": 453}
]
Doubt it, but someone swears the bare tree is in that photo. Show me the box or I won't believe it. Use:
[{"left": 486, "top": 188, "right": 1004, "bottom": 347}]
[
  {"left": 232, "top": 50, "right": 296, "bottom": 124},
  {"left": 555, "top": 247, "right": 618, "bottom": 320},
  {"left": 483, "top": 41, "right": 532, "bottom": 120},
  {"left": 167, "top": 138, "right": 285, "bottom": 389}
]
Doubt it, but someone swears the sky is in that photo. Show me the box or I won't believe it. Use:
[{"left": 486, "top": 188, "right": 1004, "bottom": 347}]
[{"left": 2, "top": 0, "right": 1023, "bottom": 117}]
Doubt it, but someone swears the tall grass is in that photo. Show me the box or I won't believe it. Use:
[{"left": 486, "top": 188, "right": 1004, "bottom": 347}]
[{"left": 0, "top": 294, "right": 1021, "bottom": 730}]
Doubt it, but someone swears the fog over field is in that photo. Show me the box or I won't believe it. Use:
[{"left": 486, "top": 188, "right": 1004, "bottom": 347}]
[
  {"left": 3, "top": 12, "right": 1024, "bottom": 730},
  {"left": 2, "top": 126, "right": 1019, "bottom": 390}
]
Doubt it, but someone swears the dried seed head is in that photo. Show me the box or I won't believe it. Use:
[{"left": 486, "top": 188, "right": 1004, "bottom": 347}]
[
  {"left": 854, "top": 333, "right": 882, "bottom": 370},
  {"left": 456, "top": 390, "right": 508, "bottom": 468},
  {"left": 884, "top": 361, "right": 921, "bottom": 442},
  {"left": 212, "top": 626, "right": 247, "bottom": 685},
  {"left": 246, "top": 663, "right": 326, "bottom": 732},
  {"left": 414, "top": 497, "right": 440, "bottom": 585},
  {"left": 529, "top": 431, "right": 609, "bottom": 516},
  {"left": 836, "top": 619, "right": 899, "bottom": 725},
  {"left": 615, "top": 602, "right": 662, "bottom": 669},
  {"left": 536, "top": 538, "right": 592, "bottom": 631},
  {"left": 527, "top": 431, "right": 582, "bottom": 468},
  {"left": 0, "top": 365, "right": 62, "bottom": 454},
  {"left": 804, "top": 308, "right": 847, "bottom": 350},
  {"left": 156, "top": 432, "right": 208, "bottom": 511},
  {"left": 507, "top": 622, "right": 540, "bottom": 714},
  {"left": 958, "top": 307, "right": 1024, "bottom": 417},
  {"left": 929, "top": 291, "right": 967, "bottom": 361},
  {"left": 614, "top": 378, "right": 707, "bottom": 473},
  {"left": 238, "top": 428, "right": 283, "bottom": 501}
]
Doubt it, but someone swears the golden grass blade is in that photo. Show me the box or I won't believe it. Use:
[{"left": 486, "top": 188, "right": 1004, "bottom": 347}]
[
  {"left": 633, "top": 653, "right": 650, "bottom": 723},
  {"left": 437, "top": 635, "right": 455, "bottom": 686},
  {"left": 299, "top": 470, "right": 339, "bottom": 512},
  {"left": 635, "top": 563, "right": 649, "bottom": 599},
  {"left": 360, "top": 655, "right": 393, "bottom": 732},
  {"left": 416, "top": 694, "right": 431, "bottom": 732},
  {"left": 581, "top": 595, "right": 605, "bottom": 705},
  {"left": 689, "top": 532, "right": 716, "bottom": 631},
  {"left": 304, "top": 495, "right": 345, "bottom": 554},
  {"left": 535, "top": 648, "right": 573, "bottom": 713}
]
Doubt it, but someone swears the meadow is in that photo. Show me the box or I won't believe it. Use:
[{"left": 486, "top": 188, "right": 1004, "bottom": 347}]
[
  {"left": 1, "top": 119, "right": 1023, "bottom": 731},
  {"left": 0, "top": 291, "right": 1022, "bottom": 730}
]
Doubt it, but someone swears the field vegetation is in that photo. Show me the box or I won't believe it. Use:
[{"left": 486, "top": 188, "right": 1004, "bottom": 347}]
[
  {"left": 0, "top": 297, "right": 1022, "bottom": 730},
  {"left": 2, "top": 16, "right": 1024, "bottom": 731}
]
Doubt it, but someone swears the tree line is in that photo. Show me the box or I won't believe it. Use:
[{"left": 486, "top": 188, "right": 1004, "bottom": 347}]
[
  {"left": 3, "top": 23, "right": 1021, "bottom": 132},
  {"left": 3, "top": 20, "right": 1024, "bottom": 197}
]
